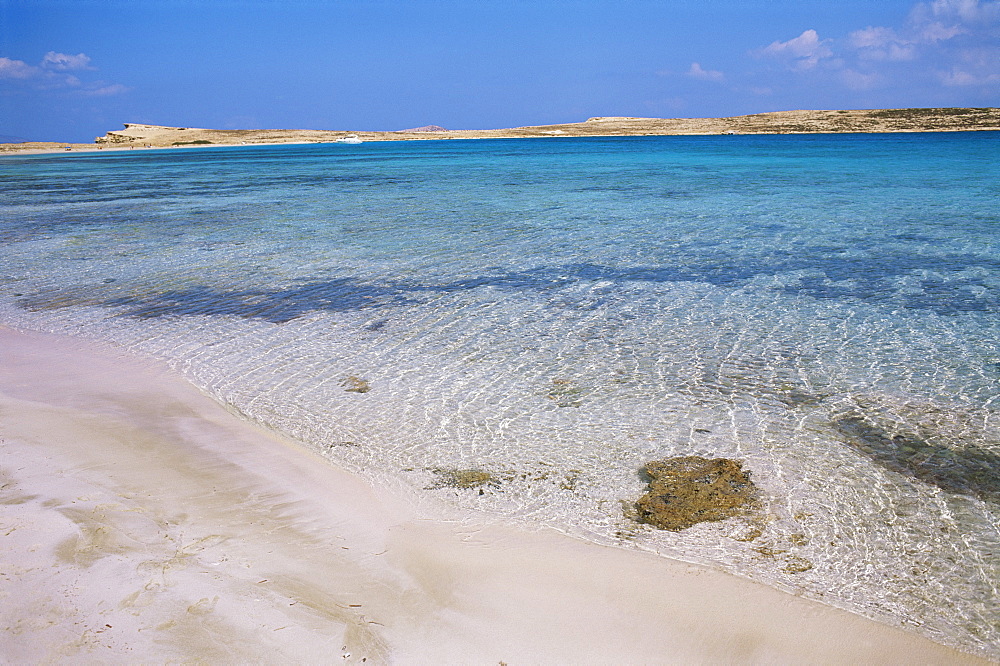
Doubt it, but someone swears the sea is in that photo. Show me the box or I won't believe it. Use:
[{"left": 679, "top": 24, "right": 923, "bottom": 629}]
[{"left": 2, "top": 132, "right": 998, "bottom": 657}]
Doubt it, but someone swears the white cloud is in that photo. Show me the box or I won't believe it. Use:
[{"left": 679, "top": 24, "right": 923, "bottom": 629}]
[
  {"left": 919, "top": 20, "right": 967, "bottom": 41},
  {"left": 841, "top": 69, "right": 882, "bottom": 89},
  {"left": 0, "top": 57, "right": 39, "bottom": 79},
  {"left": 1, "top": 51, "right": 127, "bottom": 96},
  {"left": 41, "top": 52, "right": 92, "bottom": 71},
  {"left": 958, "top": 44, "right": 1000, "bottom": 67},
  {"left": 849, "top": 26, "right": 896, "bottom": 48},
  {"left": 907, "top": 0, "right": 1000, "bottom": 40},
  {"left": 940, "top": 67, "right": 1000, "bottom": 84},
  {"left": 82, "top": 83, "right": 128, "bottom": 96},
  {"left": 848, "top": 27, "right": 917, "bottom": 60},
  {"left": 760, "top": 29, "right": 834, "bottom": 70},
  {"left": 744, "top": 0, "right": 1000, "bottom": 99},
  {"left": 687, "top": 62, "right": 724, "bottom": 81},
  {"left": 941, "top": 68, "right": 978, "bottom": 84},
  {"left": 853, "top": 0, "right": 1000, "bottom": 85},
  {"left": 885, "top": 43, "right": 918, "bottom": 60},
  {"left": 918, "top": 0, "right": 1000, "bottom": 24}
]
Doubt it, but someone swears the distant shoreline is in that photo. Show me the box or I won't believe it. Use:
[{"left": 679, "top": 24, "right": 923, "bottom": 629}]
[{"left": 3, "top": 107, "right": 999, "bottom": 155}]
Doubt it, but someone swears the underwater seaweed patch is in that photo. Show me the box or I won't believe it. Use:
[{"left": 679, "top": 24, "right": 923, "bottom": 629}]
[{"left": 834, "top": 412, "right": 1000, "bottom": 502}]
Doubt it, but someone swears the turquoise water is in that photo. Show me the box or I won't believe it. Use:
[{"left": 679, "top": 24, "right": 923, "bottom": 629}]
[{"left": 2, "top": 133, "right": 999, "bottom": 656}]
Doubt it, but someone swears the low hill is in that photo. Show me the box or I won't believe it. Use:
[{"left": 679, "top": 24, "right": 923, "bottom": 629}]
[{"left": 4, "top": 108, "right": 999, "bottom": 154}]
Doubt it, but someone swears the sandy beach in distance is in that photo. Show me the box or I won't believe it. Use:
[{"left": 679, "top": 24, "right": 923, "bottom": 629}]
[{"left": 0, "top": 325, "right": 988, "bottom": 663}]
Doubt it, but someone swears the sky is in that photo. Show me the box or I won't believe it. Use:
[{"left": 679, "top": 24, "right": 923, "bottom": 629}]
[{"left": 2, "top": 0, "right": 999, "bottom": 142}]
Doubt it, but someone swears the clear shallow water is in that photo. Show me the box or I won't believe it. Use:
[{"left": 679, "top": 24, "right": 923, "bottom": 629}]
[{"left": 2, "top": 134, "right": 999, "bottom": 656}]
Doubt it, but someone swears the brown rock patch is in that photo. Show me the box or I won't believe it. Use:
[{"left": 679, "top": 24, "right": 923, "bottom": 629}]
[
  {"left": 340, "top": 376, "right": 371, "bottom": 393},
  {"left": 426, "top": 468, "right": 501, "bottom": 490},
  {"left": 633, "top": 456, "right": 759, "bottom": 531}
]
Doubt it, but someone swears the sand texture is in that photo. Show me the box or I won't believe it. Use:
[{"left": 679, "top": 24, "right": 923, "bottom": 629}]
[
  {"left": 3, "top": 107, "right": 999, "bottom": 154},
  {"left": 0, "top": 325, "right": 988, "bottom": 663}
]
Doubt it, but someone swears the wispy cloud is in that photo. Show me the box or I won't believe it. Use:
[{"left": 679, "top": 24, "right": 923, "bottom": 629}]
[
  {"left": 840, "top": 68, "right": 882, "bottom": 90},
  {"left": 0, "top": 57, "right": 39, "bottom": 80},
  {"left": 749, "top": 0, "right": 1000, "bottom": 96},
  {"left": 848, "top": 27, "right": 917, "bottom": 61},
  {"left": 758, "top": 29, "right": 834, "bottom": 70},
  {"left": 907, "top": 0, "right": 1000, "bottom": 86},
  {"left": 910, "top": 0, "right": 1000, "bottom": 36},
  {"left": 40, "top": 52, "right": 92, "bottom": 71},
  {"left": 0, "top": 51, "right": 126, "bottom": 95},
  {"left": 83, "top": 83, "right": 129, "bottom": 96},
  {"left": 687, "top": 62, "right": 724, "bottom": 81}
]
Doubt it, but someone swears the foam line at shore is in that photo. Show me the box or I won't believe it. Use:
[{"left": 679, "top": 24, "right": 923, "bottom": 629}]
[{"left": 0, "top": 325, "right": 986, "bottom": 663}]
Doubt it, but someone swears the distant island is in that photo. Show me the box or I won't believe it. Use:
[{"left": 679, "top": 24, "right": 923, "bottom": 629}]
[{"left": 4, "top": 107, "right": 999, "bottom": 153}]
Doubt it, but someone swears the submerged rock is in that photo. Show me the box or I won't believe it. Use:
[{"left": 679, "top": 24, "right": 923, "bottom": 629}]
[
  {"left": 546, "top": 378, "right": 583, "bottom": 408},
  {"left": 341, "top": 376, "right": 371, "bottom": 393},
  {"left": 782, "top": 556, "right": 814, "bottom": 574},
  {"left": 633, "top": 456, "right": 759, "bottom": 531},
  {"left": 427, "top": 468, "right": 501, "bottom": 490}
]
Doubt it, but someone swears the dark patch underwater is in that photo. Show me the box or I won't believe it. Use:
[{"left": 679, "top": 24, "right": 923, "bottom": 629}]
[
  {"left": 14, "top": 249, "right": 1000, "bottom": 323},
  {"left": 835, "top": 414, "right": 1000, "bottom": 502}
]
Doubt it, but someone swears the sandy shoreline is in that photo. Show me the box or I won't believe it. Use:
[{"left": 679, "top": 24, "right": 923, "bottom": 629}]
[
  {"left": 0, "top": 325, "right": 988, "bottom": 663},
  {"left": 3, "top": 107, "right": 999, "bottom": 156}
]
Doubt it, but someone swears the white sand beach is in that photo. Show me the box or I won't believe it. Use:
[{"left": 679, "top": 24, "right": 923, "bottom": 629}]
[{"left": 0, "top": 325, "right": 987, "bottom": 663}]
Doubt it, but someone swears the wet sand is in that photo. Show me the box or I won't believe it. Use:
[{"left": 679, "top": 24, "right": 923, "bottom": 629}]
[{"left": 0, "top": 326, "right": 986, "bottom": 663}]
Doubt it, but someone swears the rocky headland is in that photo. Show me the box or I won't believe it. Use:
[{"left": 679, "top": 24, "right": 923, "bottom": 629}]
[{"left": 3, "top": 107, "right": 999, "bottom": 154}]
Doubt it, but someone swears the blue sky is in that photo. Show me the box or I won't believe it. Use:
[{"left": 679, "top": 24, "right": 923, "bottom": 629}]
[{"left": 2, "top": 0, "right": 998, "bottom": 142}]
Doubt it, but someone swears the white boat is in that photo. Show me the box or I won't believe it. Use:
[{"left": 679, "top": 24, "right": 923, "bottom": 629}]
[{"left": 335, "top": 134, "right": 362, "bottom": 144}]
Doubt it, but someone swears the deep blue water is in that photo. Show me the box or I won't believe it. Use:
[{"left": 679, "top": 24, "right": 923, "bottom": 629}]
[{"left": 2, "top": 133, "right": 999, "bottom": 656}]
